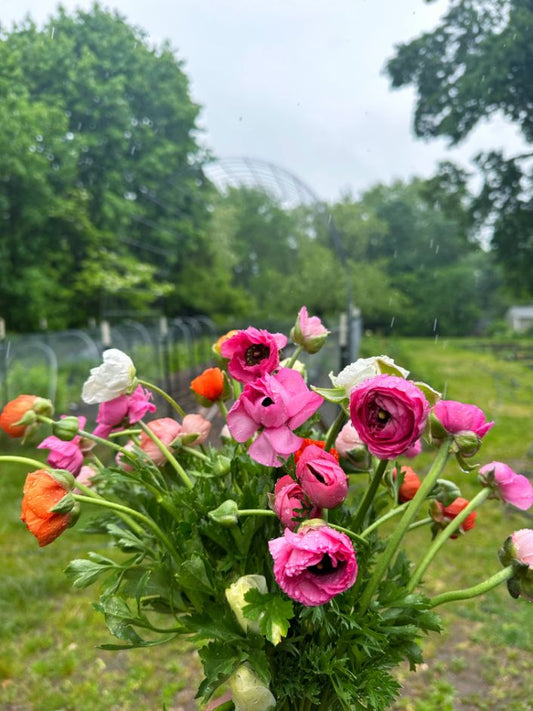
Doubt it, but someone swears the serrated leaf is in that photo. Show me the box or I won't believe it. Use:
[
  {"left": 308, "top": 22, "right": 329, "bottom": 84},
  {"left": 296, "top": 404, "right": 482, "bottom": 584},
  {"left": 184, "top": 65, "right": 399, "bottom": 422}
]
[
  {"left": 243, "top": 589, "right": 294, "bottom": 645},
  {"left": 64, "top": 557, "right": 113, "bottom": 589},
  {"left": 197, "top": 640, "right": 246, "bottom": 701}
]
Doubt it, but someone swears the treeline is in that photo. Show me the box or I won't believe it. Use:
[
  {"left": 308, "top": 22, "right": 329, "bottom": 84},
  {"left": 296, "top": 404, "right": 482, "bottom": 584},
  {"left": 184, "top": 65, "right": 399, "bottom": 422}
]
[{"left": 0, "top": 4, "right": 526, "bottom": 336}]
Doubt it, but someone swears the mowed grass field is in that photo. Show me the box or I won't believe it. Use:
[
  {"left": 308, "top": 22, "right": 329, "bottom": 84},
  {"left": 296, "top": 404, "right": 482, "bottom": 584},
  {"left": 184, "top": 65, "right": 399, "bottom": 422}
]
[{"left": 1, "top": 337, "right": 533, "bottom": 710}]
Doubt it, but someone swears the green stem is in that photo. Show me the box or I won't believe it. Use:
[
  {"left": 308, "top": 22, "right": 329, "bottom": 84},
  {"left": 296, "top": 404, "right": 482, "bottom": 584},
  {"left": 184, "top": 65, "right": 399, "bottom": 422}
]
[
  {"left": 407, "top": 516, "right": 433, "bottom": 531},
  {"left": 286, "top": 345, "right": 302, "bottom": 369},
  {"left": 138, "top": 378, "right": 186, "bottom": 418},
  {"left": 217, "top": 399, "right": 228, "bottom": 420},
  {"left": 429, "top": 566, "right": 514, "bottom": 608},
  {"left": 351, "top": 458, "right": 389, "bottom": 532},
  {"left": 360, "top": 502, "right": 408, "bottom": 538},
  {"left": 237, "top": 508, "right": 276, "bottom": 518},
  {"left": 181, "top": 446, "right": 210, "bottom": 462},
  {"left": 109, "top": 428, "right": 141, "bottom": 438},
  {"left": 138, "top": 421, "right": 193, "bottom": 490},
  {"left": 358, "top": 440, "right": 451, "bottom": 613},
  {"left": 323, "top": 407, "right": 347, "bottom": 452},
  {"left": 0, "top": 455, "right": 52, "bottom": 471},
  {"left": 73, "top": 494, "right": 179, "bottom": 563},
  {"left": 73, "top": 482, "right": 145, "bottom": 537},
  {"left": 408, "top": 486, "right": 491, "bottom": 592}
]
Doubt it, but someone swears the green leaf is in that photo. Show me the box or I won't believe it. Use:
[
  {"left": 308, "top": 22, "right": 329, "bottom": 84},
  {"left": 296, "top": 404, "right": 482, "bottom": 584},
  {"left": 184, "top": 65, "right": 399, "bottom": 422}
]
[
  {"left": 64, "top": 556, "right": 115, "bottom": 589},
  {"left": 243, "top": 589, "right": 294, "bottom": 646},
  {"left": 311, "top": 385, "right": 348, "bottom": 404},
  {"left": 197, "top": 641, "right": 246, "bottom": 701}
]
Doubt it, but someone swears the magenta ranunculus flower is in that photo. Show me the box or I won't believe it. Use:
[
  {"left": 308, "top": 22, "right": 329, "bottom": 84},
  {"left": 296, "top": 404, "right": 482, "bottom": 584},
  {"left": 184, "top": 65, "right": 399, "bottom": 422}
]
[
  {"left": 226, "top": 367, "right": 323, "bottom": 467},
  {"left": 38, "top": 416, "right": 89, "bottom": 475},
  {"left": 296, "top": 444, "right": 348, "bottom": 509},
  {"left": 268, "top": 523, "right": 357, "bottom": 606},
  {"left": 349, "top": 375, "right": 429, "bottom": 460},
  {"left": 220, "top": 327, "right": 287, "bottom": 383},
  {"left": 272, "top": 475, "right": 321, "bottom": 530},
  {"left": 290, "top": 306, "right": 329, "bottom": 354},
  {"left": 431, "top": 400, "right": 494, "bottom": 457},
  {"left": 479, "top": 462, "right": 533, "bottom": 511},
  {"left": 93, "top": 385, "right": 156, "bottom": 439}
]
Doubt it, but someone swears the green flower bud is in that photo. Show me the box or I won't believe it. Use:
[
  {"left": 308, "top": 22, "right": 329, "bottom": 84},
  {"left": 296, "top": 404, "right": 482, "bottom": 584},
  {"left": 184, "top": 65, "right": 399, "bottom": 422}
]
[
  {"left": 52, "top": 416, "right": 81, "bottom": 441},
  {"left": 208, "top": 500, "right": 239, "bottom": 526}
]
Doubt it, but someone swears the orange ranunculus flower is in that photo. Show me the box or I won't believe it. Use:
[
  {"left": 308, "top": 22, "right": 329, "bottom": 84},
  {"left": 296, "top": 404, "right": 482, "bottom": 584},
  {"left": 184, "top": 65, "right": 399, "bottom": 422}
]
[
  {"left": 393, "top": 465, "right": 422, "bottom": 503},
  {"left": 21, "top": 469, "right": 78, "bottom": 546},
  {"left": 0, "top": 395, "right": 38, "bottom": 437},
  {"left": 190, "top": 367, "right": 225, "bottom": 403}
]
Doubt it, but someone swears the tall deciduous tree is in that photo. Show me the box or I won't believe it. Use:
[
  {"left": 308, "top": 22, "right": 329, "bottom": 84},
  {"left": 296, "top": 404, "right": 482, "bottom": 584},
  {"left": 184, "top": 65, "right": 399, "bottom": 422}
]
[
  {"left": 386, "top": 0, "right": 533, "bottom": 299},
  {"left": 0, "top": 4, "right": 208, "bottom": 330}
]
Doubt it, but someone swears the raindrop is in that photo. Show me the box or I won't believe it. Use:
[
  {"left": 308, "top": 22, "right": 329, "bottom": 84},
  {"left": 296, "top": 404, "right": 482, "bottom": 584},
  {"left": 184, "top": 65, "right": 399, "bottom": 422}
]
[
  {"left": 390, "top": 316, "right": 395, "bottom": 328},
  {"left": 435, "top": 245, "right": 440, "bottom": 255},
  {"left": 433, "top": 318, "right": 438, "bottom": 332},
  {"left": 50, "top": 25, "right": 55, "bottom": 39},
  {"left": 131, "top": 146, "right": 136, "bottom": 156},
  {"left": 36, "top": 134, "right": 43, "bottom": 142},
  {"left": 65, "top": 131, "right": 74, "bottom": 141},
  {"left": 124, "top": 191, "right": 137, "bottom": 201}
]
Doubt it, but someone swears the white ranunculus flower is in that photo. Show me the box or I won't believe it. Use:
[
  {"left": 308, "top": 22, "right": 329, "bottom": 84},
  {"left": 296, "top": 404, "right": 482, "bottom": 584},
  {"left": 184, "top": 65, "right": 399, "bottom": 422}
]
[
  {"left": 230, "top": 665, "right": 276, "bottom": 711},
  {"left": 82, "top": 349, "right": 137, "bottom": 404},
  {"left": 329, "top": 355, "right": 409, "bottom": 397},
  {"left": 225, "top": 574, "right": 268, "bottom": 634}
]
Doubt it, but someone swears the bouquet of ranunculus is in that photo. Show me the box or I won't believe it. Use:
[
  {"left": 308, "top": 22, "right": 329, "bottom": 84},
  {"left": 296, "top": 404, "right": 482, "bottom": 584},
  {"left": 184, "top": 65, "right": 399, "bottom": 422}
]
[{"left": 2, "top": 306, "right": 533, "bottom": 711}]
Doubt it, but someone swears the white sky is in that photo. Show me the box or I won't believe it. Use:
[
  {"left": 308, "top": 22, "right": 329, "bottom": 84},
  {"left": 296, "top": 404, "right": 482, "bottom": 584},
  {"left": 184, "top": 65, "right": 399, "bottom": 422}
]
[{"left": 2, "top": 0, "right": 527, "bottom": 202}]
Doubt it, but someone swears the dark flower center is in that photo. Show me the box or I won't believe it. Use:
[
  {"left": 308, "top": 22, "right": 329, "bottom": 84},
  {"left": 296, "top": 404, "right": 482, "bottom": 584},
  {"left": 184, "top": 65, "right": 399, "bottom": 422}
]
[
  {"left": 369, "top": 402, "right": 392, "bottom": 430},
  {"left": 262, "top": 397, "right": 274, "bottom": 407},
  {"left": 308, "top": 464, "right": 326, "bottom": 484},
  {"left": 308, "top": 553, "right": 336, "bottom": 576},
  {"left": 245, "top": 343, "right": 270, "bottom": 366}
]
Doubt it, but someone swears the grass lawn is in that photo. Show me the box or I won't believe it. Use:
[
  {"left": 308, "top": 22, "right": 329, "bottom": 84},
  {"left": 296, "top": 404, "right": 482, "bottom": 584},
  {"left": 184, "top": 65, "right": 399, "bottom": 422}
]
[{"left": 1, "top": 336, "right": 533, "bottom": 710}]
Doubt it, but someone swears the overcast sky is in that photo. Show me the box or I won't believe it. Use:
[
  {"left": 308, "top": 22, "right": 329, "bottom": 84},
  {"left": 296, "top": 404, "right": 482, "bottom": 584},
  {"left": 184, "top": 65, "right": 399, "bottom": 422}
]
[{"left": 2, "top": 0, "right": 527, "bottom": 202}]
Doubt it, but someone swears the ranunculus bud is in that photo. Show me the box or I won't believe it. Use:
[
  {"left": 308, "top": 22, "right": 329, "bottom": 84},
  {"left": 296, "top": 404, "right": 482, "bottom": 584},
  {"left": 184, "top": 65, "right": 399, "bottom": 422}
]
[
  {"left": 208, "top": 499, "right": 239, "bottom": 526},
  {"left": 229, "top": 665, "right": 276, "bottom": 711},
  {"left": 296, "top": 444, "right": 348, "bottom": 509},
  {"left": 271, "top": 475, "right": 322, "bottom": 530},
  {"left": 190, "top": 367, "right": 229, "bottom": 405},
  {"left": 393, "top": 466, "right": 421, "bottom": 503},
  {"left": 20, "top": 469, "right": 79, "bottom": 546},
  {"left": 430, "top": 497, "right": 476, "bottom": 539},
  {"left": 430, "top": 400, "right": 494, "bottom": 457},
  {"left": 499, "top": 529, "right": 533, "bottom": 601},
  {"left": 52, "top": 416, "right": 81, "bottom": 441},
  {"left": 225, "top": 575, "right": 268, "bottom": 633},
  {"left": 290, "top": 306, "right": 330, "bottom": 354}
]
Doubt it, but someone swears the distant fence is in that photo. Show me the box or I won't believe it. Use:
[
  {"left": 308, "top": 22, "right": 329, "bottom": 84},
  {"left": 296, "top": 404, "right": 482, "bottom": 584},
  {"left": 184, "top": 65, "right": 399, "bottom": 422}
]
[{"left": 0, "top": 311, "right": 362, "bottom": 422}]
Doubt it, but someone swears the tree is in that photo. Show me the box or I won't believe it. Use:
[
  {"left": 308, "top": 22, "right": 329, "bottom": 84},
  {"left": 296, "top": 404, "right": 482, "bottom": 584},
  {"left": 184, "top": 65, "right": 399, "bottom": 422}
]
[
  {"left": 0, "top": 5, "right": 208, "bottom": 330},
  {"left": 385, "top": 0, "right": 533, "bottom": 299}
]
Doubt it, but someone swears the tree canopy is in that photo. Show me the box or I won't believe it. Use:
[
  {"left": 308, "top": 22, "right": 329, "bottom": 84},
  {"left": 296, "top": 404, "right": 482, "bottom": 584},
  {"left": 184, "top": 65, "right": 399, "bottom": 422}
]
[
  {"left": 0, "top": 4, "right": 209, "bottom": 330},
  {"left": 386, "top": 0, "right": 533, "bottom": 299}
]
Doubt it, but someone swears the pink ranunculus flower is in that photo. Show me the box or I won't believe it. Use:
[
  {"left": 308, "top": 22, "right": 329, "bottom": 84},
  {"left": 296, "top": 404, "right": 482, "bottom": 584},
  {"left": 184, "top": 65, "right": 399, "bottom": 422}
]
[
  {"left": 74, "top": 465, "right": 98, "bottom": 493},
  {"left": 226, "top": 367, "right": 323, "bottom": 467},
  {"left": 268, "top": 523, "right": 358, "bottom": 606},
  {"left": 179, "top": 413, "right": 212, "bottom": 446},
  {"left": 479, "top": 462, "right": 533, "bottom": 511},
  {"left": 349, "top": 375, "right": 429, "bottom": 460},
  {"left": 272, "top": 475, "right": 322, "bottom": 530},
  {"left": 220, "top": 327, "right": 287, "bottom": 383},
  {"left": 511, "top": 528, "right": 533, "bottom": 568},
  {"left": 38, "top": 416, "right": 88, "bottom": 475},
  {"left": 290, "top": 306, "right": 330, "bottom": 354},
  {"left": 139, "top": 417, "right": 183, "bottom": 466},
  {"left": 93, "top": 385, "right": 156, "bottom": 439},
  {"left": 431, "top": 400, "right": 494, "bottom": 457},
  {"left": 296, "top": 444, "right": 348, "bottom": 509}
]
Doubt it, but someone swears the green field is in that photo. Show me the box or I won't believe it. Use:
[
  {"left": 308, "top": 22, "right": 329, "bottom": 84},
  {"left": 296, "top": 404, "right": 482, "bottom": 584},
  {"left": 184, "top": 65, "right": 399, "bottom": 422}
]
[{"left": 1, "top": 337, "right": 533, "bottom": 710}]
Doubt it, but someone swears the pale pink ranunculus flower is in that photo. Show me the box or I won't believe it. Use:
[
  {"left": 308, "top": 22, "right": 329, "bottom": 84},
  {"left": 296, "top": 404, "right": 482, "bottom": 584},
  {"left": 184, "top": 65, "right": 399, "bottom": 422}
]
[
  {"left": 296, "top": 444, "right": 348, "bottom": 509},
  {"left": 290, "top": 306, "right": 329, "bottom": 354},
  {"left": 272, "top": 475, "right": 321, "bottom": 530},
  {"left": 73, "top": 465, "right": 98, "bottom": 493},
  {"left": 226, "top": 367, "right": 323, "bottom": 467},
  {"left": 349, "top": 375, "right": 429, "bottom": 460},
  {"left": 38, "top": 416, "right": 88, "bottom": 475},
  {"left": 93, "top": 386, "right": 155, "bottom": 439},
  {"left": 268, "top": 523, "right": 357, "bottom": 606},
  {"left": 335, "top": 420, "right": 364, "bottom": 458},
  {"left": 220, "top": 327, "right": 287, "bottom": 383},
  {"left": 180, "top": 413, "right": 211, "bottom": 446},
  {"left": 139, "top": 417, "right": 183, "bottom": 466},
  {"left": 511, "top": 528, "right": 533, "bottom": 568},
  {"left": 479, "top": 462, "right": 533, "bottom": 511}
]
